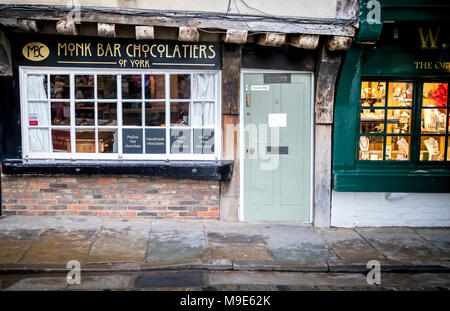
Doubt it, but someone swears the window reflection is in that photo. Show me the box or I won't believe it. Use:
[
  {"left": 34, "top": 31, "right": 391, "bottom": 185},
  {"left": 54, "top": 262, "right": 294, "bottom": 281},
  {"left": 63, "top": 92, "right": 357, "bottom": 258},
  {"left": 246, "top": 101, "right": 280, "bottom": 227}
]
[
  {"left": 122, "top": 75, "right": 142, "bottom": 99},
  {"left": 170, "top": 74, "right": 190, "bottom": 99},
  {"left": 50, "top": 75, "right": 70, "bottom": 99},
  {"left": 75, "top": 102, "right": 95, "bottom": 126},
  {"left": 97, "top": 75, "right": 117, "bottom": 99},
  {"left": 75, "top": 75, "right": 94, "bottom": 99},
  {"left": 145, "top": 75, "right": 165, "bottom": 99},
  {"left": 145, "top": 102, "right": 165, "bottom": 126},
  {"left": 170, "top": 102, "right": 190, "bottom": 126},
  {"left": 51, "top": 102, "right": 70, "bottom": 125},
  {"left": 122, "top": 102, "right": 142, "bottom": 126}
]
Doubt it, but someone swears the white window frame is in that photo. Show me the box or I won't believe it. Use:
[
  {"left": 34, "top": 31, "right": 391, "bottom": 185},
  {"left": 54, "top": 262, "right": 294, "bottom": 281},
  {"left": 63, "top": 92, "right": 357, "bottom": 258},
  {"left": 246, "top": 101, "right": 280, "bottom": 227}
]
[{"left": 20, "top": 67, "right": 222, "bottom": 161}]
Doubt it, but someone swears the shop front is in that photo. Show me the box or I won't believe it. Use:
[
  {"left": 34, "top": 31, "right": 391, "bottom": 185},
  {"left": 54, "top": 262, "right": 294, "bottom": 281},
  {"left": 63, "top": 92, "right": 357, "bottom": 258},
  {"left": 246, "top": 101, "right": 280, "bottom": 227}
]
[
  {"left": 332, "top": 1, "right": 450, "bottom": 227},
  {"left": 0, "top": 1, "right": 358, "bottom": 224}
]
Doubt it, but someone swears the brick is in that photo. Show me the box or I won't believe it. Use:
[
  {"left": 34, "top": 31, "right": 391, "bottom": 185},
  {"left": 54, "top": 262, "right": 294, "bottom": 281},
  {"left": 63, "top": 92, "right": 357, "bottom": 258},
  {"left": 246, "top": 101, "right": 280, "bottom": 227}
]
[
  {"left": 180, "top": 201, "right": 200, "bottom": 205},
  {"left": 98, "top": 178, "right": 117, "bottom": 183},
  {"left": 68, "top": 205, "right": 87, "bottom": 211},
  {"left": 168, "top": 206, "right": 187, "bottom": 211},
  {"left": 137, "top": 211, "right": 157, "bottom": 216},
  {"left": 98, "top": 211, "right": 119, "bottom": 216},
  {"left": 49, "top": 183, "right": 68, "bottom": 188},
  {"left": 79, "top": 211, "right": 98, "bottom": 216}
]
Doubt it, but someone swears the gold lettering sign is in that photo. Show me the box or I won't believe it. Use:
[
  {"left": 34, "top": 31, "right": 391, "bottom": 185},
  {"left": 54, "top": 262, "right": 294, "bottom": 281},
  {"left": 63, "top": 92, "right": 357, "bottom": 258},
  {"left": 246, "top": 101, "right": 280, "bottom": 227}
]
[
  {"left": 22, "top": 42, "right": 50, "bottom": 61},
  {"left": 418, "top": 27, "right": 441, "bottom": 49}
]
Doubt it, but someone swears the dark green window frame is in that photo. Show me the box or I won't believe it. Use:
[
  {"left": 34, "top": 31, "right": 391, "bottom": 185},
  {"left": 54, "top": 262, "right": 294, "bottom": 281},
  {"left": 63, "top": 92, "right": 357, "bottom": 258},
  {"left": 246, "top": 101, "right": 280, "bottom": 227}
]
[{"left": 356, "top": 78, "right": 450, "bottom": 167}]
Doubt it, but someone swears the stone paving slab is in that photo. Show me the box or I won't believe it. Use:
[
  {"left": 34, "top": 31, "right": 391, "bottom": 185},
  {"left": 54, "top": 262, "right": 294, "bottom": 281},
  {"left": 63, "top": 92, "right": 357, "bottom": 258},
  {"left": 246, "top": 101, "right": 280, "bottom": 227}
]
[
  {"left": 3, "top": 273, "right": 135, "bottom": 291},
  {"left": 260, "top": 224, "right": 337, "bottom": 263},
  {"left": 146, "top": 221, "right": 207, "bottom": 262},
  {"left": 209, "top": 242, "right": 274, "bottom": 262},
  {"left": 316, "top": 228, "right": 386, "bottom": 262},
  {"left": 414, "top": 228, "right": 450, "bottom": 254},
  {"left": 356, "top": 228, "right": 450, "bottom": 262},
  {"left": 88, "top": 227, "right": 149, "bottom": 263},
  {"left": 20, "top": 229, "right": 96, "bottom": 264},
  {"left": 205, "top": 222, "right": 264, "bottom": 244},
  {"left": 0, "top": 230, "right": 40, "bottom": 264}
]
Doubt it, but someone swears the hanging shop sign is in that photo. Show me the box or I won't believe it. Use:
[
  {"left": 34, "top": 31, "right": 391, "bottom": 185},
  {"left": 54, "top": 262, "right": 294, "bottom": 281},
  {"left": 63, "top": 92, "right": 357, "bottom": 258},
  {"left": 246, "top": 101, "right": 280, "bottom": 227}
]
[{"left": 13, "top": 35, "right": 221, "bottom": 70}]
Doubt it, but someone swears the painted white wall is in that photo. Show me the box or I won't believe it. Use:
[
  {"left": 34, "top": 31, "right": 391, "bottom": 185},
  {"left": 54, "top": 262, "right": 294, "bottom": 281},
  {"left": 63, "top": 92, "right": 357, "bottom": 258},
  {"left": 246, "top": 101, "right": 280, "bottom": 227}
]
[
  {"left": 331, "top": 191, "right": 450, "bottom": 227},
  {"left": 7, "top": 0, "right": 337, "bottom": 19}
]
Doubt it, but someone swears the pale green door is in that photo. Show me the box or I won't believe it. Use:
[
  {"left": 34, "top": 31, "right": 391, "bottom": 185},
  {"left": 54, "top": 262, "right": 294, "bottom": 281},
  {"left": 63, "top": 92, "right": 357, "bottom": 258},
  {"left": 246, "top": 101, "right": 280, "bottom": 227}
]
[{"left": 243, "top": 73, "right": 311, "bottom": 222}]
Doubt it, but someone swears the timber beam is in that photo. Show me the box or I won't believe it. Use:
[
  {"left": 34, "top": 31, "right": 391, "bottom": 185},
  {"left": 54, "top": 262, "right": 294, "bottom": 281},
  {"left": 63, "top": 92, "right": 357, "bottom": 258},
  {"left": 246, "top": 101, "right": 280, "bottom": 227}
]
[
  {"left": 178, "top": 27, "right": 199, "bottom": 42},
  {"left": 98, "top": 23, "right": 116, "bottom": 38},
  {"left": 325, "top": 36, "right": 352, "bottom": 51},
  {"left": 135, "top": 25, "right": 154, "bottom": 40},
  {"left": 256, "top": 33, "right": 286, "bottom": 47},
  {"left": 18, "top": 19, "right": 38, "bottom": 32},
  {"left": 288, "top": 34, "right": 319, "bottom": 49},
  {"left": 56, "top": 20, "right": 78, "bottom": 35},
  {"left": 222, "top": 29, "right": 248, "bottom": 44}
]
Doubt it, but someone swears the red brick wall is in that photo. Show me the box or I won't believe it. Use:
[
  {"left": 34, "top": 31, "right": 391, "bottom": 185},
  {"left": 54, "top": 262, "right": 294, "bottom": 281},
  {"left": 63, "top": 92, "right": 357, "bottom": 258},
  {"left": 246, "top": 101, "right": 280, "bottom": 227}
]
[{"left": 1, "top": 175, "right": 220, "bottom": 219}]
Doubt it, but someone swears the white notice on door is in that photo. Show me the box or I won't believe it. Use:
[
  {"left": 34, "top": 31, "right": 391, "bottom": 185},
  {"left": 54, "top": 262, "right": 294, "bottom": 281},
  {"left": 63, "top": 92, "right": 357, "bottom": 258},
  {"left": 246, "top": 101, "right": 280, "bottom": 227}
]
[
  {"left": 251, "top": 85, "right": 270, "bottom": 91},
  {"left": 268, "top": 113, "right": 287, "bottom": 127}
]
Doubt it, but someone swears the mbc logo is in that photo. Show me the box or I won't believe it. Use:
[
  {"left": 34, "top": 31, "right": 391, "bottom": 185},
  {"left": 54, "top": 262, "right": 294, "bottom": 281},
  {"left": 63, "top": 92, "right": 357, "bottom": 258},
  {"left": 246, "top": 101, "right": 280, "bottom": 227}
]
[{"left": 22, "top": 42, "right": 50, "bottom": 61}]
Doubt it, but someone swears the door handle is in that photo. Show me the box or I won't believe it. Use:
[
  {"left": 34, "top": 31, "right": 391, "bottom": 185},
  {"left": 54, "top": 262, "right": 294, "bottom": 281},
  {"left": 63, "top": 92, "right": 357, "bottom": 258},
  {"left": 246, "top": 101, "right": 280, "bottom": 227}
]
[{"left": 249, "top": 147, "right": 255, "bottom": 155}]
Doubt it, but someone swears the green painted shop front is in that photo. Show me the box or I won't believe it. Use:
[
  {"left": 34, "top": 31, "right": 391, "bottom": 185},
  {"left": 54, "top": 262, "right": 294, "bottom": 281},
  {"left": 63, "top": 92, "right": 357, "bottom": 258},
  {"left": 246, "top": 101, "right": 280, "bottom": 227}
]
[{"left": 333, "top": 1, "right": 450, "bottom": 194}]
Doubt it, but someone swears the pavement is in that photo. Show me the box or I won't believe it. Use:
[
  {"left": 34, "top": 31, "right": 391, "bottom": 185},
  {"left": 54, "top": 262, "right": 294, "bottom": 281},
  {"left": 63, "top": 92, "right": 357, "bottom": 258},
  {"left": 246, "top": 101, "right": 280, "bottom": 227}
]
[{"left": 0, "top": 216, "right": 449, "bottom": 275}]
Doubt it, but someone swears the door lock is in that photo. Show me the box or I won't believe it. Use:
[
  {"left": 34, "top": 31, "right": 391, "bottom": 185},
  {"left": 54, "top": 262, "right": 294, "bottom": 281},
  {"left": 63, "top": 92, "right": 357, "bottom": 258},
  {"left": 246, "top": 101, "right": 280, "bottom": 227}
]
[{"left": 249, "top": 147, "right": 255, "bottom": 154}]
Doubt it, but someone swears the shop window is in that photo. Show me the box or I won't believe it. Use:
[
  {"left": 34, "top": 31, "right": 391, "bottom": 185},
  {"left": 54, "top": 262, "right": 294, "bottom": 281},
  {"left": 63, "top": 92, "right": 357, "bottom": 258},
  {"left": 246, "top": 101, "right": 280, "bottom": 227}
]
[
  {"left": 359, "top": 80, "right": 449, "bottom": 162},
  {"left": 22, "top": 70, "right": 219, "bottom": 160}
]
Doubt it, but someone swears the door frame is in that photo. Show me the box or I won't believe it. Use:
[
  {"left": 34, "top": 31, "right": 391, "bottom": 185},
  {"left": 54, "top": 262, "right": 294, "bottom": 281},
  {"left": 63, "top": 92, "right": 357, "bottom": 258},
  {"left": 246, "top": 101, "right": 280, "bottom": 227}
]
[{"left": 239, "top": 69, "right": 315, "bottom": 223}]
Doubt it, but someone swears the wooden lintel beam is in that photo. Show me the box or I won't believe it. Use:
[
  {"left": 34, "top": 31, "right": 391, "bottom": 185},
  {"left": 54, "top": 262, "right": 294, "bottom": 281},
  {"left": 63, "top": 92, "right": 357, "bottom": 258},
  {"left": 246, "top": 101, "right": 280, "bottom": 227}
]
[
  {"left": 325, "top": 36, "right": 352, "bottom": 51},
  {"left": 18, "top": 19, "right": 38, "bottom": 32},
  {"left": 288, "top": 34, "right": 319, "bottom": 49},
  {"left": 223, "top": 29, "right": 248, "bottom": 44},
  {"left": 256, "top": 33, "right": 286, "bottom": 47},
  {"left": 135, "top": 25, "right": 154, "bottom": 40},
  {"left": 178, "top": 27, "right": 199, "bottom": 42},
  {"left": 98, "top": 23, "right": 116, "bottom": 38},
  {"left": 56, "top": 20, "right": 78, "bottom": 35}
]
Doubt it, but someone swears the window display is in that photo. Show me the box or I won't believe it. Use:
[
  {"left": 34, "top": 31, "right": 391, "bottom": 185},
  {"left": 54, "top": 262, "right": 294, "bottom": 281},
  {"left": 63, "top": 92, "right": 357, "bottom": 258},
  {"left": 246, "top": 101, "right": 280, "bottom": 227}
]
[
  {"left": 359, "top": 81, "right": 412, "bottom": 161},
  {"left": 22, "top": 71, "right": 219, "bottom": 159},
  {"left": 359, "top": 80, "right": 449, "bottom": 162}
]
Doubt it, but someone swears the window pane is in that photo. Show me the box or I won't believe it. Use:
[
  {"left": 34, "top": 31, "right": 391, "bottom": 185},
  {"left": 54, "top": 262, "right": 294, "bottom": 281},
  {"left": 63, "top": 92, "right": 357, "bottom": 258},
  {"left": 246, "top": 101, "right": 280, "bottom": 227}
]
[
  {"left": 360, "top": 109, "right": 385, "bottom": 133},
  {"left": 122, "top": 128, "right": 143, "bottom": 154},
  {"left": 145, "top": 128, "right": 166, "bottom": 154},
  {"left": 122, "top": 75, "right": 142, "bottom": 99},
  {"left": 27, "top": 75, "right": 47, "bottom": 99},
  {"left": 420, "top": 136, "right": 446, "bottom": 161},
  {"left": 447, "top": 139, "right": 450, "bottom": 161},
  {"left": 388, "top": 82, "right": 413, "bottom": 107},
  {"left": 145, "top": 102, "right": 165, "bottom": 126},
  {"left": 170, "top": 102, "right": 190, "bottom": 126},
  {"left": 98, "top": 103, "right": 117, "bottom": 126},
  {"left": 361, "top": 81, "right": 385, "bottom": 107},
  {"left": 28, "top": 101, "right": 50, "bottom": 127},
  {"left": 75, "top": 102, "right": 94, "bottom": 126},
  {"left": 422, "top": 82, "right": 448, "bottom": 108},
  {"left": 29, "top": 128, "right": 50, "bottom": 153},
  {"left": 75, "top": 75, "right": 94, "bottom": 99},
  {"left": 97, "top": 75, "right": 117, "bottom": 99},
  {"left": 50, "top": 75, "right": 70, "bottom": 99},
  {"left": 193, "top": 74, "right": 215, "bottom": 100},
  {"left": 170, "top": 74, "right": 190, "bottom": 99},
  {"left": 170, "top": 128, "right": 191, "bottom": 154},
  {"left": 51, "top": 102, "right": 70, "bottom": 126},
  {"left": 145, "top": 75, "right": 165, "bottom": 99},
  {"left": 51, "top": 129, "right": 70, "bottom": 153},
  {"left": 421, "top": 108, "right": 447, "bottom": 134},
  {"left": 192, "top": 102, "right": 215, "bottom": 127},
  {"left": 122, "top": 102, "right": 142, "bottom": 126},
  {"left": 359, "top": 136, "right": 383, "bottom": 160},
  {"left": 98, "top": 129, "right": 117, "bottom": 153},
  {"left": 387, "top": 109, "right": 411, "bottom": 134},
  {"left": 193, "top": 129, "right": 214, "bottom": 154},
  {"left": 76, "top": 129, "right": 95, "bottom": 153},
  {"left": 386, "top": 136, "right": 410, "bottom": 160}
]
